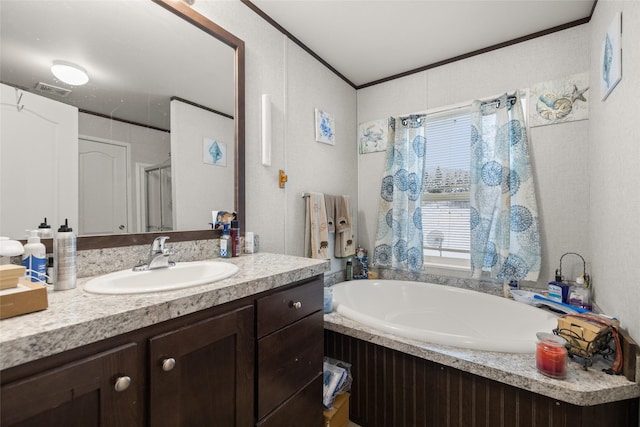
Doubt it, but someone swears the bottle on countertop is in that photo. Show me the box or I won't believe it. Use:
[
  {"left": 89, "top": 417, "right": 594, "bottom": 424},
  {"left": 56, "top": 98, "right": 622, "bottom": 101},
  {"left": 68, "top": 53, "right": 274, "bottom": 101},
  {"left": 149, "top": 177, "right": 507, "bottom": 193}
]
[
  {"left": 548, "top": 281, "right": 570, "bottom": 303},
  {"left": 548, "top": 268, "right": 569, "bottom": 303},
  {"left": 244, "top": 231, "right": 255, "bottom": 254},
  {"left": 54, "top": 219, "right": 76, "bottom": 291},
  {"left": 230, "top": 220, "right": 240, "bottom": 257},
  {"left": 22, "top": 230, "right": 46, "bottom": 283},
  {"left": 569, "top": 275, "right": 592, "bottom": 310},
  {"left": 219, "top": 223, "right": 231, "bottom": 258},
  {"left": 37, "top": 218, "right": 53, "bottom": 239},
  {"left": 345, "top": 259, "right": 353, "bottom": 281}
]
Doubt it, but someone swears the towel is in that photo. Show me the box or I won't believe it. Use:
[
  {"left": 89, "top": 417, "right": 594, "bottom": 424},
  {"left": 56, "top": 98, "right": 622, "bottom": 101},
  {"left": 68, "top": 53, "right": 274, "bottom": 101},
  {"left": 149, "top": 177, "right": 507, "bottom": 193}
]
[
  {"left": 335, "top": 195, "right": 351, "bottom": 233},
  {"left": 324, "top": 195, "right": 337, "bottom": 233},
  {"left": 335, "top": 195, "right": 355, "bottom": 258},
  {"left": 305, "top": 192, "right": 329, "bottom": 259}
]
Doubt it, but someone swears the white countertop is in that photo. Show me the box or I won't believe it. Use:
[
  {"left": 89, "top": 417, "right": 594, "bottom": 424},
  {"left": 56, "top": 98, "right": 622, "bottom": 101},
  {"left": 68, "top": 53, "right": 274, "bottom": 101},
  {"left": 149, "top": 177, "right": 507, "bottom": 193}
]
[
  {"left": 0, "top": 253, "right": 329, "bottom": 371},
  {"left": 324, "top": 312, "right": 640, "bottom": 407}
]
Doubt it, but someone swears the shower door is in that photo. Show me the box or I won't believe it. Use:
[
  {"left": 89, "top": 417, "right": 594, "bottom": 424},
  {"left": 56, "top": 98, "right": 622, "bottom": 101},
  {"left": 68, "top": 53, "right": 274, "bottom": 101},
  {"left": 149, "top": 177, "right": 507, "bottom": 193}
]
[{"left": 145, "top": 163, "right": 173, "bottom": 232}]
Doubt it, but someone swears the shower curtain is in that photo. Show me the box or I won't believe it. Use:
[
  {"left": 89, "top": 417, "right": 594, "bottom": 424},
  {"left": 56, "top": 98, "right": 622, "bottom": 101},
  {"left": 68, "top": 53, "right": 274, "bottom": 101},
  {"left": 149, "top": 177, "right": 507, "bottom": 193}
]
[
  {"left": 372, "top": 115, "right": 426, "bottom": 272},
  {"left": 470, "top": 92, "right": 540, "bottom": 281}
]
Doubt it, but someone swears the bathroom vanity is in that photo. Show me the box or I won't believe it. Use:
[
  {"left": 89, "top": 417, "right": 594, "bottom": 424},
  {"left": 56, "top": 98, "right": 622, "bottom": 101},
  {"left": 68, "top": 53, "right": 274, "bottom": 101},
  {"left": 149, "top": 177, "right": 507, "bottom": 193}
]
[{"left": 0, "top": 253, "right": 328, "bottom": 426}]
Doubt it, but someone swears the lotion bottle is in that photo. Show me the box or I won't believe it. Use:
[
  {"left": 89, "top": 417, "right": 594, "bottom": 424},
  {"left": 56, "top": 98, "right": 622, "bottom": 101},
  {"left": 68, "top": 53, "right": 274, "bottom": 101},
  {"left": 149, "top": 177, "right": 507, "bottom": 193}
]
[
  {"left": 54, "top": 219, "right": 76, "bottom": 290},
  {"left": 22, "top": 230, "right": 46, "bottom": 283}
]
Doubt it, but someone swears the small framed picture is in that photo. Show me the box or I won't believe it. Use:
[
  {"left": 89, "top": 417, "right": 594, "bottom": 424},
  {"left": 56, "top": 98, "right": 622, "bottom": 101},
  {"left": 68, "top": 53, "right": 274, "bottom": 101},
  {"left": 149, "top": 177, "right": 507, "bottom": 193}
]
[
  {"left": 358, "top": 119, "right": 389, "bottom": 154},
  {"left": 315, "top": 108, "right": 335, "bottom": 145},
  {"left": 203, "top": 138, "right": 226, "bottom": 166},
  {"left": 601, "top": 12, "right": 622, "bottom": 100}
]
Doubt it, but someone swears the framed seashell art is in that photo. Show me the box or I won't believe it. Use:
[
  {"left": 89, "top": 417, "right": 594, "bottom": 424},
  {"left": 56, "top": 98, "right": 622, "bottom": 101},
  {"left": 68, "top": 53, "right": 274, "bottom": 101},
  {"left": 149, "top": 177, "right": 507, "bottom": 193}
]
[
  {"left": 529, "top": 72, "right": 590, "bottom": 127},
  {"left": 600, "top": 12, "right": 622, "bottom": 101}
]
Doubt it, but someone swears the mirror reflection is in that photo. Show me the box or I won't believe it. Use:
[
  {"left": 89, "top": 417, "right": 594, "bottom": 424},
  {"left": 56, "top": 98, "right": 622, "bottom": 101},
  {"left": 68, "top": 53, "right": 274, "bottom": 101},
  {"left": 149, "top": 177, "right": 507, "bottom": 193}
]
[{"left": 0, "top": 0, "right": 236, "bottom": 240}]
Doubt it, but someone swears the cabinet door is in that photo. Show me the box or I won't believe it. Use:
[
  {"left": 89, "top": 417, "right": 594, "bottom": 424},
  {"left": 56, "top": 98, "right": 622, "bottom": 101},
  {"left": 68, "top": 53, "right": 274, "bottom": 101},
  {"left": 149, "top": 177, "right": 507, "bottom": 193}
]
[
  {"left": 1, "top": 343, "right": 138, "bottom": 426},
  {"left": 149, "top": 305, "right": 254, "bottom": 427}
]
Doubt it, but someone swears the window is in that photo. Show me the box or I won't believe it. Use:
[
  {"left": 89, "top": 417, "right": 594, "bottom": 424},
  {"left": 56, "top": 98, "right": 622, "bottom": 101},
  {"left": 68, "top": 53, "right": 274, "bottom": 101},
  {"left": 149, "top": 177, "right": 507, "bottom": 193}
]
[{"left": 422, "top": 106, "right": 471, "bottom": 268}]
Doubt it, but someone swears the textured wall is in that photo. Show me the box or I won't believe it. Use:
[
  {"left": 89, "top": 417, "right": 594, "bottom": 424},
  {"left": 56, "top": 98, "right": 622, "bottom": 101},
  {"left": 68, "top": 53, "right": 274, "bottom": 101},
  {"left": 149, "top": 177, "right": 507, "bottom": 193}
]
[
  {"left": 193, "top": 2, "right": 357, "bottom": 273},
  {"left": 588, "top": 0, "right": 640, "bottom": 342},
  {"left": 191, "top": 1, "right": 639, "bottom": 343},
  {"left": 357, "top": 25, "right": 591, "bottom": 289}
]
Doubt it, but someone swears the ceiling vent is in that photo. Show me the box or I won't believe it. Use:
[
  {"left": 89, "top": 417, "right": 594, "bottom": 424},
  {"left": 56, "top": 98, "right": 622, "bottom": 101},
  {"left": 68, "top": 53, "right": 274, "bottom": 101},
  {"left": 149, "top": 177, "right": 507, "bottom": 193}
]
[{"left": 34, "top": 82, "right": 72, "bottom": 98}]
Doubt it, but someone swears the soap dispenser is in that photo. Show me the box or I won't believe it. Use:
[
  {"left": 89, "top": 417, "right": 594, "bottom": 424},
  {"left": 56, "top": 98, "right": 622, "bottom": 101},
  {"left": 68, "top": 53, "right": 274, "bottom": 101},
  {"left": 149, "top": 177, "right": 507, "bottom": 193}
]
[{"left": 22, "top": 230, "right": 46, "bottom": 283}]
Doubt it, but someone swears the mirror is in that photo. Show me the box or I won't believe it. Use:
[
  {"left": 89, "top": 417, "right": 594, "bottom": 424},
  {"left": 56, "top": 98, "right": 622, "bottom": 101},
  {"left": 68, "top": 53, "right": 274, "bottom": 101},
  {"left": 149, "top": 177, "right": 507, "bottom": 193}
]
[{"left": 0, "top": 0, "right": 245, "bottom": 248}]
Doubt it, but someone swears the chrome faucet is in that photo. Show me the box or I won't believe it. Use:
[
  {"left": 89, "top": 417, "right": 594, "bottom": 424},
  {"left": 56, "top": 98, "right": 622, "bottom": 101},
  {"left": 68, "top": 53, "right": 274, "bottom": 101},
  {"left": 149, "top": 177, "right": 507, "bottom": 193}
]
[{"left": 133, "top": 236, "right": 175, "bottom": 271}]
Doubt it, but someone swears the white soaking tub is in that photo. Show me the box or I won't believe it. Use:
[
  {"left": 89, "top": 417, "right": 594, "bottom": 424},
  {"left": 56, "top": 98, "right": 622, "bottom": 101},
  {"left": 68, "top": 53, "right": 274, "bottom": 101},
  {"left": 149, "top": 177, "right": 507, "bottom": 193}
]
[{"left": 331, "top": 279, "right": 559, "bottom": 353}]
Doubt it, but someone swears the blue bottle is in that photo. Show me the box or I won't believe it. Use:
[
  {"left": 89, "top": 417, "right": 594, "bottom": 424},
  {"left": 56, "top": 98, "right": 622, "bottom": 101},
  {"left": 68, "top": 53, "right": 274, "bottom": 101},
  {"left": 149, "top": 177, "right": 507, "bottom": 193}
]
[
  {"left": 219, "top": 224, "right": 231, "bottom": 258},
  {"left": 548, "top": 281, "right": 570, "bottom": 303},
  {"left": 22, "top": 230, "right": 46, "bottom": 283}
]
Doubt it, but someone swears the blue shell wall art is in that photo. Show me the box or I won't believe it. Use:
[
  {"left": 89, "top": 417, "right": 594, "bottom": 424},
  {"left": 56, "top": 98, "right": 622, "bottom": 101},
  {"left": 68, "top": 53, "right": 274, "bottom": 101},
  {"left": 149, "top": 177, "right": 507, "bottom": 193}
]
[{"left": 529, "top": 72, "right": 589, "bottom": 127}]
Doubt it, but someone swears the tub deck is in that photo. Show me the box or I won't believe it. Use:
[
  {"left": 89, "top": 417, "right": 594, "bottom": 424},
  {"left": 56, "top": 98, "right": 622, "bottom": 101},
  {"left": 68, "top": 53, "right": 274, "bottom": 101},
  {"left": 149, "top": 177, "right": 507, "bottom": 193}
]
[{"left": 324, "top": 311, "right": 639, "bottom": 407}]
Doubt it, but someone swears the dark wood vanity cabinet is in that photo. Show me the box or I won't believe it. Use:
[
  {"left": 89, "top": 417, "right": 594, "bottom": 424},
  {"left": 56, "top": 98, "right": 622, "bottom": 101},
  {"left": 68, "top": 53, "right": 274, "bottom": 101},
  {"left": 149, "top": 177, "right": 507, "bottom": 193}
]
[
  {"left": 0, "top": 275, "right": 325, "bottom": 427},
  {"left": 148, "top": 305, "right": 254, "bottom": 427},
  {"left": 256, "top": 278, "right": 324, "bottom": 427},
  {"left": 1, "top": 343, "right": 139, "bottom": 426}
]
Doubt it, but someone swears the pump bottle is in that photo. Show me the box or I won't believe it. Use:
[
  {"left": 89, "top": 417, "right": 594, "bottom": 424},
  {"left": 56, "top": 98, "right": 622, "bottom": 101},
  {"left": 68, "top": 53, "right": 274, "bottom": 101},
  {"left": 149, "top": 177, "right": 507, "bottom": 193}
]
[{"left": 22, "top": 230, "right": 46, "bottom": 283}]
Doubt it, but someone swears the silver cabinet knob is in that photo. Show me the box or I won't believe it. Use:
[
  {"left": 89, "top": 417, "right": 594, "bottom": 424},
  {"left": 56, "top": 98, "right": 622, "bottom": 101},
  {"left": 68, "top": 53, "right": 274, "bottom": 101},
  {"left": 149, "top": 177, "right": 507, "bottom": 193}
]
[
  {"left": 114, "top": 376, "right": 131, "bottom": 392},
  {"left": 290, "top": 301, "right": 302, "bottom": 309},
  {"left": 162, "top": 357, "right": 176, "bottom": 372}
]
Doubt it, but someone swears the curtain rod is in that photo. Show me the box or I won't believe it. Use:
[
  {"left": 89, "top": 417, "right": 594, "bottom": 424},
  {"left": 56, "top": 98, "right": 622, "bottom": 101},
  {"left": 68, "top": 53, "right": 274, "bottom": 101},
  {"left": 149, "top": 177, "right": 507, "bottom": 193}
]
[
  {"left": 481, "top": 94, "right": 517, "bottom": 108},
  {"left": 301, "top": 192, "right": 346, "bottom": 198}
]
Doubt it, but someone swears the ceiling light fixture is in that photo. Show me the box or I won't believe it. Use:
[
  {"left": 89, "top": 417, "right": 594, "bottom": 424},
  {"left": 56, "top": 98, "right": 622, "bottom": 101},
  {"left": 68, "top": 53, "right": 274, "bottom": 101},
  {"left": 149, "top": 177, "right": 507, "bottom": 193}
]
[{"left": 51, "top": 60, "right": 89, "bottom": 86}]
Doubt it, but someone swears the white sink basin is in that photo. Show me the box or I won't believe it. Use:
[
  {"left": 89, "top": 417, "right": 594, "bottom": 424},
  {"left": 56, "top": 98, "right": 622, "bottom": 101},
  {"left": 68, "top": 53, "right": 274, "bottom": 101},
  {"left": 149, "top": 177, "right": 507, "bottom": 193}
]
[{"left": 84, "top": 261, "right": 239, "bottom": 295}]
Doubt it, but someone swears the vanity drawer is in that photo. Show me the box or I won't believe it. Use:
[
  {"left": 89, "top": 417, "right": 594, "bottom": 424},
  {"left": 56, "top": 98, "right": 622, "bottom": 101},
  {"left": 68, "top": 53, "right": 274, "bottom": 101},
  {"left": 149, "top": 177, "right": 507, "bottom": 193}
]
[
  {"left": 256, "top": 374, "right": 323, "bottom": 427},
  {"left": 257, "top": 310, "right": 324, "bottom": 419},
  {"left": 256, "top": 277, "right": 323, "bottom": 338}
]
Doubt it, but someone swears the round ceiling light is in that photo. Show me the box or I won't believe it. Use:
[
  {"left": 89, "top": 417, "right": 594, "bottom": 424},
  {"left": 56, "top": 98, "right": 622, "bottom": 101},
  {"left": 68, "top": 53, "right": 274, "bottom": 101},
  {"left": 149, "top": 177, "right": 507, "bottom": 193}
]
[{"left": 51, "top": 61, "right": 89, "bottom": 86}]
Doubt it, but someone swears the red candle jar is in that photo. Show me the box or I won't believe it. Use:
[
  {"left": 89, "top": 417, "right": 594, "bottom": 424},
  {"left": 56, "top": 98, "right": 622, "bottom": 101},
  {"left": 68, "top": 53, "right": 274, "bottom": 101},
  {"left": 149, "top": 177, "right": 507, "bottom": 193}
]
[{"left": 536, "top": 332, "right": 567, "bottom": 379}]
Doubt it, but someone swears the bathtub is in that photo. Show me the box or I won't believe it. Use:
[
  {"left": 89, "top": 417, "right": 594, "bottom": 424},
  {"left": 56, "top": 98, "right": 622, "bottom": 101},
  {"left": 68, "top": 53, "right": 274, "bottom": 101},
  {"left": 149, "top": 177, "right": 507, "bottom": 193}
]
[{"left": 331, "top": 279, "right": 559, "bottom": 353}]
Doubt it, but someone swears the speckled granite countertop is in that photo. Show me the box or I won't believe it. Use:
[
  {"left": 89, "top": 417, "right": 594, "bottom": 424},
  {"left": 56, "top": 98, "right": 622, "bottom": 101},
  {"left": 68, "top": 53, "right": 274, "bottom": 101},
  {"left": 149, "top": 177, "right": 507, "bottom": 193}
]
[
  {"left": 324, "top": 312, "right": 640, "bottom": 407},
  {"left": 0, "top": 253, "right": 329, "bottom": 371}
]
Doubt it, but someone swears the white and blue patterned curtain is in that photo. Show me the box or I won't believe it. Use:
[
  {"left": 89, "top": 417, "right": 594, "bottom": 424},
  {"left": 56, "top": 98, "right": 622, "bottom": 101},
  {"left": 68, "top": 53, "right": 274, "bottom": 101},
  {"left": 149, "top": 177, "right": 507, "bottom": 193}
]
[
  {"left": 372, "top": 115, "right": 426, "bottom": 272},
  {"left": 470, "top": 93, "right": 541, "bottom": 281}
]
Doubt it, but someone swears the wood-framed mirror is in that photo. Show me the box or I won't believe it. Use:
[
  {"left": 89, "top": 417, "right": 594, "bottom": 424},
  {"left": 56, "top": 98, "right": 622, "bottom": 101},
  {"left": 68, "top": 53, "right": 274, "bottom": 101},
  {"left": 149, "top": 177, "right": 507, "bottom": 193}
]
[{"left": 0, "top": 0, "right": 245, "bottom": 250}]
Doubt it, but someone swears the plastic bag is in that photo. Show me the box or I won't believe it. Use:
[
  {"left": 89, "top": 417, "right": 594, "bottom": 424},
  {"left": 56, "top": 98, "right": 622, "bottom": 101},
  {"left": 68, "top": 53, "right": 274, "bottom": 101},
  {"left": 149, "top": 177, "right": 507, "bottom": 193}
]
[{"left": 322, "top": 356, "right": 352, "bottom": 409}]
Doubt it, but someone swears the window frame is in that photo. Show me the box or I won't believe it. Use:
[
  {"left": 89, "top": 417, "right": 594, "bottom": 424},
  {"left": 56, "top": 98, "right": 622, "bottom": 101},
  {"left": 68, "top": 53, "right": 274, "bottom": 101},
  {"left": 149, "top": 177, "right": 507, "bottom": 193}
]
[{"left": 421, "top": 104, "right": 472, "bottom": 271}]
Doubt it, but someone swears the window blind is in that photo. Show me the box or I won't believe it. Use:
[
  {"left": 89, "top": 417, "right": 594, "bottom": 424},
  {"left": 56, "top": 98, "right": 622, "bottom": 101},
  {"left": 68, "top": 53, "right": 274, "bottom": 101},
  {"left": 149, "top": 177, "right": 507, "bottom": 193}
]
[{"left": 422, "top": 107, "right": 471, "bottom": 257}]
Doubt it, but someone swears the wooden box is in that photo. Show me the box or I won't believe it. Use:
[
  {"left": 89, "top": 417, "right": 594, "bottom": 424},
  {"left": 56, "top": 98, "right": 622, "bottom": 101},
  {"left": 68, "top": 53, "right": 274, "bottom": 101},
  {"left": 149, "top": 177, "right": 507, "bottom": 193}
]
[
  {"left": 556, "top": 315, "right": 609, "bottom": 353},
  {"left": 323, "top": 392, "right": 350, "bottom": 427},
  {"left": 0, "top": 281, "right": 48, "bottom": 319},
  {"left": 0, "top": 265, "right": 25, "bottom": 290}
]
